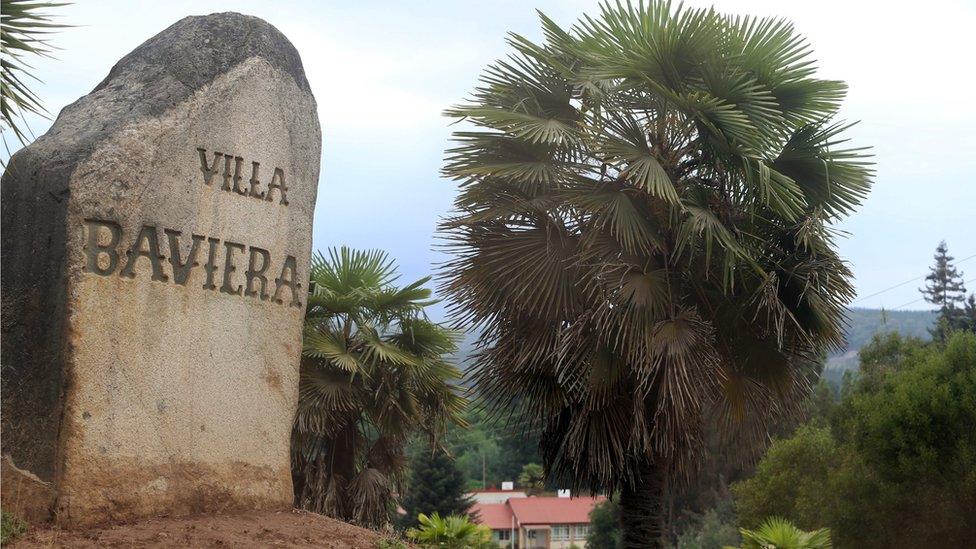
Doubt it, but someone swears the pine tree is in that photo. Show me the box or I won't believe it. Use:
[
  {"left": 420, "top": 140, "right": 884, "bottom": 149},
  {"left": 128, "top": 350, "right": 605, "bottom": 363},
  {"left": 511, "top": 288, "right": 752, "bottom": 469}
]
[
  {"left": 964, "top": 294, "right": 976, "bottom": 334},
  {"left": 402, "top": 442, "right": 474, "bottom": 528},
  {"left": 920, "top": 241, "right": 967, "bottom": 341}
]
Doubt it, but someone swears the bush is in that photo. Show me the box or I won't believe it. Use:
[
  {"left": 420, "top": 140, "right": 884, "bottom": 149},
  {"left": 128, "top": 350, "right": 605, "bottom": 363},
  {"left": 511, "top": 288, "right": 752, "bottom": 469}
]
[
  {"left": 587, "top": 499, "right": 621, "bottom": 549},
  {"left": 732, "top": 333, "right": 976, "bottom": 547},
  {"left": 676, "top": 507, "right": 739, "bottom": 549},
  {"left": 731, "top": 425, "right": 837, "bottom": 530}
]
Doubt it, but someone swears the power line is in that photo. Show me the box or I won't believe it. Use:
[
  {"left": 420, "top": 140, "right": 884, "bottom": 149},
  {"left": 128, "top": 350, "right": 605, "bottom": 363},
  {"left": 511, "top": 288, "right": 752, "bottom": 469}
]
[
  {"left": 853, "top": 253, "right": 976, "bottom": 305},
  {"left": 891, "top": 277, "right": 975, "bottom": 310}
]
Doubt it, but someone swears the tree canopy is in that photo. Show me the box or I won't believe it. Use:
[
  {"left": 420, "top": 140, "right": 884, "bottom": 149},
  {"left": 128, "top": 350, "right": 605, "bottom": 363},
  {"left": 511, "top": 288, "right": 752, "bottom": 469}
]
[
  {"left": 733, "top": 332, "right": 976, "bottom": 548},
  {"left": 439, "top": 1, "right": 871, "bottom": 544},
  {"left": 402, "top": 441, "right": 475, "bottom": 527}
]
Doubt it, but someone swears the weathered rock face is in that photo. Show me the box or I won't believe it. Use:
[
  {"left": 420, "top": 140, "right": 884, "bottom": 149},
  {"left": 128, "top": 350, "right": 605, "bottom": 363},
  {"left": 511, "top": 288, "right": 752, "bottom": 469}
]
[{"left": 1, "top": 13, "right": 320, "bottom": 525}]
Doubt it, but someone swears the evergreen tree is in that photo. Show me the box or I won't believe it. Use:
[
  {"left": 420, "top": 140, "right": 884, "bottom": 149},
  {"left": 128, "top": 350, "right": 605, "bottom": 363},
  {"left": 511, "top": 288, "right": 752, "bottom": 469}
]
[
  {"left": 402, "top": 442, "right": 474, "bottom": 528},
  {"left": 920, "top": 241, "right": 967, "bottom": 340},
  {"left": 588, "top": 500, "right": 622, "bottom": 549},
  {"left": 964, "top": 294, "right": 976, "bottom": 334}
]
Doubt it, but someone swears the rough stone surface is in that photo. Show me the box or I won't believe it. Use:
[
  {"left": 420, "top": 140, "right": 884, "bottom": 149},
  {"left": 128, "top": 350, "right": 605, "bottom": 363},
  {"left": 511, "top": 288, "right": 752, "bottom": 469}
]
[
  {"left": 1, "top": 12, "right": 320, "bottom": 526},
  {"left": 1, "top": 455, "right": 56, "bottom": 523}
]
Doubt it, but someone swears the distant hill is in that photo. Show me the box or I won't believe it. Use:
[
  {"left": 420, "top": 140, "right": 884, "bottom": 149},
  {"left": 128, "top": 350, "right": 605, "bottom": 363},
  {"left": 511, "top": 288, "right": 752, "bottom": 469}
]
[
  {"left": 827, "top": 308, "right": 936, "bottom": 371},
  {"left": 449, "top": 308, "right": 937, "bottom": 376}
]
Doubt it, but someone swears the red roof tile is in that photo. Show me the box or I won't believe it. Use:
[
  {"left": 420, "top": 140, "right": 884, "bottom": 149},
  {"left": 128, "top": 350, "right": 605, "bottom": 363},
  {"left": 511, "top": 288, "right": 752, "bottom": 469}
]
[
  {"left": 508, "top": 496, "right": 605, "bottom": 525},
  {"left": 471, "top": 502, "right": 514, "bottom": 530}
]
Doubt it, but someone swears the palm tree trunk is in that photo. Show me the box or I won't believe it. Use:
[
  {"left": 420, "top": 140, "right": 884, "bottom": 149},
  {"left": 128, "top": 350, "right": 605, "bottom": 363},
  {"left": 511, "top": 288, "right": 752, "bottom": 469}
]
[
  {"left": 619, "top": 459, "right": 668, "bottom": 548},
  {"left": 332, "top": 420, "right": 359, "bottom": 519}
]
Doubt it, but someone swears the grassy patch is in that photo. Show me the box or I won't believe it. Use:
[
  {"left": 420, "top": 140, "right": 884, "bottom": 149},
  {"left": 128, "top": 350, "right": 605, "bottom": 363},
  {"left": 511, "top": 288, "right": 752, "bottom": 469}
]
[{"left": 1, "top": 510, "right": 28, "bottom": 544}]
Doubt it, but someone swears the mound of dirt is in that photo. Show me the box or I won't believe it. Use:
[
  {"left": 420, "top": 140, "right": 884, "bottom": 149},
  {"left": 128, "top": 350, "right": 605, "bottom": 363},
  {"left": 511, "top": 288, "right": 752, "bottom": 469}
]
[{"left": 11, "top": 509, "right": 395, "bottom": 548}]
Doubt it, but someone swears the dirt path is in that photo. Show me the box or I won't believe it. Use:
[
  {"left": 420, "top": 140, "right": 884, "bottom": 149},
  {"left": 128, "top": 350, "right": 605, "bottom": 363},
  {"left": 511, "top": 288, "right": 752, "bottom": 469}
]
[{"left": 11, "top": 509, "right": 395, "bottom": 548}]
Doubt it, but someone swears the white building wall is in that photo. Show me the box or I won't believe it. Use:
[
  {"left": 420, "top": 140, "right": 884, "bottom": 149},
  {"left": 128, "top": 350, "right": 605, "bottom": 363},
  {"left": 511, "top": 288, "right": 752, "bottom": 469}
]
[{"left": 470, "top": 491, "right": 529, "bottom": 504}]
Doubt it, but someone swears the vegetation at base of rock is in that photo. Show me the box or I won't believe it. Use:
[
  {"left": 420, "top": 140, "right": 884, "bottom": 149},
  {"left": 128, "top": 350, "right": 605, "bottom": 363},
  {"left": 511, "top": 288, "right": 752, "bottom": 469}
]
[
  {"left": 438, "top": 0, "right": 872, "bottom": 544},
  {"left": 1, "top": 510, "right": 28, "bottom": 545},
  {"left": 732, "top": 331, "right": 976, "bottom": 547},
  {"left": 292, "top": 247, "right": 466, "bottom": 528},
  {"left": 401, "top": 440, "right": 475, "bottom": 528},
  {"left": 737, "top": 517, "right": 831, "bottom": 549},
  {"left": 407, "top": 512, "right": 492, "bottom": 548}
]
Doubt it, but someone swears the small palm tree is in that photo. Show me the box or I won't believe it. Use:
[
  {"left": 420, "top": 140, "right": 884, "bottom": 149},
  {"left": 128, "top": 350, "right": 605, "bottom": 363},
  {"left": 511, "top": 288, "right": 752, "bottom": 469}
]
[
  {"left": 292, "top": 247, "right": 466, "bottom": 528},
  {"left": 736, "top": 517, "right": 831, "bottom": 549},
  {"left": 518, "top": 462, "right": 545, "bottom": 495},
  {"left": 407, "top": 512, "right": 492, "bottom": 548},
  {"left": 439, "top": 1, "right": 872, "bottom": 546}
]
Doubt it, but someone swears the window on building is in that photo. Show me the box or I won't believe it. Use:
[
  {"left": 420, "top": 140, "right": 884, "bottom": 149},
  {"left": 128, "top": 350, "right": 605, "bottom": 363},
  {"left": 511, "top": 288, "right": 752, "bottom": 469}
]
[
  {"left": 496, "top": 529, "right": 511, "bottom": 541},
  {"left": 575, "top": 524, "right": 590, "bottom": 538},
  {"left": 552, "top": 525, "right": 570, "bottom": 540},
  {"left": 527, "top": 530, "right": 537, "bottom": 539}
]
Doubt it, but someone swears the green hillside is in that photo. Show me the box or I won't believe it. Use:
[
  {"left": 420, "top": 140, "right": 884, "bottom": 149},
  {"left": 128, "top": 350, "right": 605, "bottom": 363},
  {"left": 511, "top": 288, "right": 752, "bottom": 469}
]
[{"left": 827, "top": 308, "right": 935, "bottom": 370}]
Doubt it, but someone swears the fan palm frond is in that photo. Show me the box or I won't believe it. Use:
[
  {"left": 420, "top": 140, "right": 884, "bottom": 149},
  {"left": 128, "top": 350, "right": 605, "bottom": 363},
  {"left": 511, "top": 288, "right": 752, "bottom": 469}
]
[
  {"left": 438, "top": 1, "right": 871, "bottom": 544},
  {"left": 1, "top": 0, "right": 69, "bottom": 149},
  {"left": 739, "top": 516, "right": 832, "bottom": 549}
]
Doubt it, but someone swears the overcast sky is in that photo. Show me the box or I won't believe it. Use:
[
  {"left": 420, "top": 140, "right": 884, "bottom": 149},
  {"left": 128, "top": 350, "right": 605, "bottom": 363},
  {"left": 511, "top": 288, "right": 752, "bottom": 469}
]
[{"left": 4, "top": 0, "right": 974, "bottom": 317}]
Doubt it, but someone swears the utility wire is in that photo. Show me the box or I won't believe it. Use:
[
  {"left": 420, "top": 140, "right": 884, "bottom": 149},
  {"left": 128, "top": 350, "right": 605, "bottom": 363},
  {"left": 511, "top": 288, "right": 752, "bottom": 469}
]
[
  {"left": 891, "top": 277, "right": 976, "bottom": 310},
  {"left": 853, "top": 253, "right": 976, "bottom": 305}
]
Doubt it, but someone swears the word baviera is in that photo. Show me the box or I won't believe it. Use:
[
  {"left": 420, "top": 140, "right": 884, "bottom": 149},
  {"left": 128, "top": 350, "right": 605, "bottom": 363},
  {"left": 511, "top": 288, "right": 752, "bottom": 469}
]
[
  {"left": 83, "top": 219, "right": 302, "bottom": 307},
  {"left": 196, "top": 148, "right": 289, "bottom": 205}
]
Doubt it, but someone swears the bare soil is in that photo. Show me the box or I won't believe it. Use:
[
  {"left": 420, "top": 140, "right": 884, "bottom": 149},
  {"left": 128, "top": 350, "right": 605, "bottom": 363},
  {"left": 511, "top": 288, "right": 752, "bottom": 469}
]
[{"left": 10, "top": 509, "right": 394, "bottom": 548}]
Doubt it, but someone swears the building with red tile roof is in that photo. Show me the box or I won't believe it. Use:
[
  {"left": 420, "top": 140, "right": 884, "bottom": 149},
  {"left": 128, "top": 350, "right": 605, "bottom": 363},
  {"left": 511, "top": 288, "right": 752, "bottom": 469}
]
[
  {"left": 473, "top": 502, "right": 514, "bottom": 530},
  {"left": 470, "top": 488, "right": 528, "bottom": 504},
  {"left": 470, "top": 494, "right": 605, "bottom": 548}
]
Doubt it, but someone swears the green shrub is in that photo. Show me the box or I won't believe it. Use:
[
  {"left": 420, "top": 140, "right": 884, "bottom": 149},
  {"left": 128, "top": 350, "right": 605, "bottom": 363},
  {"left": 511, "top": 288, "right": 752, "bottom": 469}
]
[
  {"left": 1, "top": 511, "right": 28, "bottom": 545},
  {"left": 737, "top": 517, "right": 830, "bottom": 549},
  {"left": 677, "top": 508, "right": 739, "bottom": 549},
  {"left": 732, "top": 333, "right": 976, "bottom": 547},
  {"left": 407, "top": 512, "right": 492, "bottom": 548}
]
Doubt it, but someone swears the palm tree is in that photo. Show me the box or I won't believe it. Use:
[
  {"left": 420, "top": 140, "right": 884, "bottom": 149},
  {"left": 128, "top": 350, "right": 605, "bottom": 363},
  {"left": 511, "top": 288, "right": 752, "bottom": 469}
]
[
  {"left": 407, "top": 513, "right": 492, "bottom": 548},
  {"left": 292, "top": 247, "right": 466, "bottom": 528},
  {"left": 439, "top": 2, "right": 871, "bottom": 546},
  {"left": 737, "top": 517, "right": 831, "bottom": 549},
  {"left": 518, "top": 462, "right": 545, "bottom": 495},
  {"left": 1, "top": 0, "right": 67, "bottom": 149}
]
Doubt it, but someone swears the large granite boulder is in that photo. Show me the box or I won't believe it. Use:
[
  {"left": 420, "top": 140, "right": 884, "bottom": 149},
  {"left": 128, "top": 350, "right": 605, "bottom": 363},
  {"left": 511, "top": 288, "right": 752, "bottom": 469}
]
[{"left": 1, "top": 12, "right": 320, "bottom": 526}]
